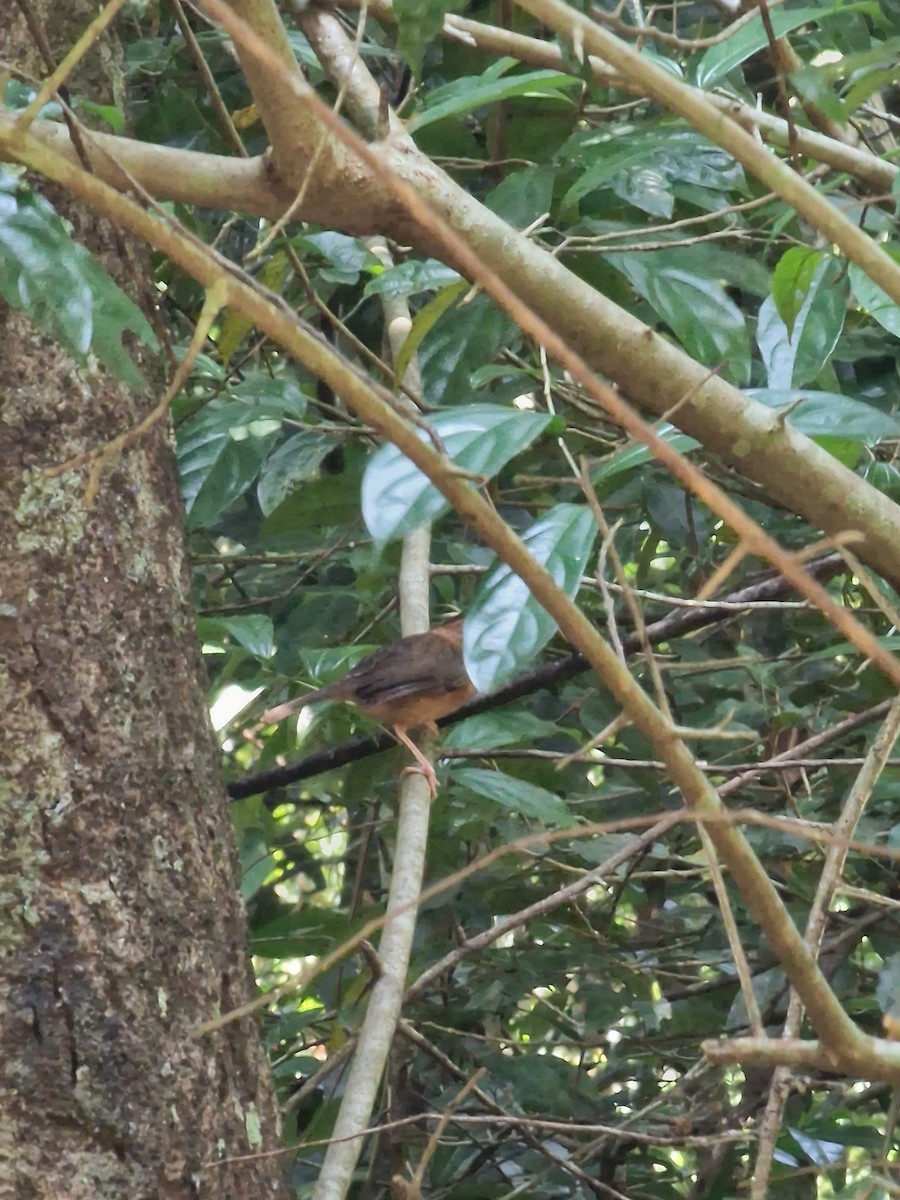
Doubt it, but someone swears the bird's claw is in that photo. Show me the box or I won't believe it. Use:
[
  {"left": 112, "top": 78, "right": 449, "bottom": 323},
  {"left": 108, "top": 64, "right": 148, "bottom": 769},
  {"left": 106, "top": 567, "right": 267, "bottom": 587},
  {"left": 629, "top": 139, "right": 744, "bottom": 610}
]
[{"left": 400, "top": 763, "right": 439, "bottom": 800}]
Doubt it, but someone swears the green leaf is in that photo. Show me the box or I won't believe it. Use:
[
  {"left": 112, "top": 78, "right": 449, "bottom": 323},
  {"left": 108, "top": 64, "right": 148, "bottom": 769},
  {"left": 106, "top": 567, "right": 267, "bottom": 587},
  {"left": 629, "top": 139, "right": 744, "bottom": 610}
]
[
  {"left": 418, "top": 292, "right": 517, "bottom": 405},
  {"left": 864, "top": 458, "right": 900, "bottom": 501},
  {"left": 647, "top": 479, "right": 709, "bottom": 548},
  {"left": 879, "top": 952, "right": 900, "bottom": 1020},
  {"left": 394, "top": 278, "right": 469, "bottom": 385},
  {"left": 561, "top": 139, "right": 663, "bottom": 215},
  {"left": 485, "top": 165, "right": 557, "bottom": 228},
  {"left": 637, "top": 44, "right": 685, "bottom": 80},
  {"left": 0, "top": 168, "right": 156, "bottom": 386},
  {"left": 849, "top": 250, "right": 900, "bottom": 337},
  {"left": 757, "top": 257, "right": 848, "bottom": 388},
  {"left": 650, "top": 272, "right": 749, "bottom": 384},
  {"left": 361, "top": 404, "right": 552, "bottom": 544},
  {"left": 803, "top": 633, "right": 900, "bottom": 664},
  {"left": 444, "top": 710, "right": 576, "bottom": 750},
  {"left": 747, "top": 390, "right": 900, "bottom": 442},
  {"left": 78, "top": 100, "right": 126, "bottom": 133},
  {"left": 809, "top": 435, "right": 862, "bottom": 470},
  {"left": 611, "top": 165, "right": 674, "bottom": 219},
  {"left": 363, "top": 259, "right": 460, "bottom": 299},
  {"left": 395, "top": 0, "right": 464, "bottom": 75},
  {"left": 251, "top": 908, "right": 370, "bottom": 958},
  {"left": 257, "top": 431, "right": 339, "bottom": 516},
  {"left": 262, "top": 469, "right": 363, "bottom": 534},
  {"left": 465, "top": 503, "right": 598, "bottom": 691},
  {"left": 561, "top": 129, "right": 745, "bottom": 216},
  {"left": 198, "top": 614, "right": 276, "bottom": 659},
  {"left": 790, "top": 37, "right": 900, "bottom": 122},
  {"left": 291, "top": 231, "right": 376, "bottom": 285},
  {"left": 771, "top": 247, "right": 825, "bottom": 337},
  {"left": 591, "top": 424, "right": 700, "bottom": 484},
  {"left": 239, "top": 829, "right": 277, "bottom": 902},
  {"left": 218, "top": 250, "right": 291, "bottom": 364},
  {"left": 453, "top": 767, "right": 576, "bottom": 827},
  {"left": 409, "top": 63, "right": 579, "bottom": 132},
  {"left": 177, "top": 400, "right": 283, "bottom": 528},
  {"left": 609, "top": 253, "right": 750, "bottom": 385},
  {"left": 786, "top": 1126, "right": 847, "bottom": 1169},
  {"left": 230, "top": 375, "right": 309, "bottom": 416},
  {"left": 695, "top": 6, "right": 834, "bottom": 88}
]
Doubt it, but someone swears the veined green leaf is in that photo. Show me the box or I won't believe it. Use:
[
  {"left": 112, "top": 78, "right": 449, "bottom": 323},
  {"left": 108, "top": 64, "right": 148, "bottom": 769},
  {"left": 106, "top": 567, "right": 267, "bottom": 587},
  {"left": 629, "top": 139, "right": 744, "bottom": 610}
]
[
  {"left": 361, "top": 404, "right": 551, "bottom": 544},
  {"left": 465, "top": 503, "right": 598, "bottom": 691}
]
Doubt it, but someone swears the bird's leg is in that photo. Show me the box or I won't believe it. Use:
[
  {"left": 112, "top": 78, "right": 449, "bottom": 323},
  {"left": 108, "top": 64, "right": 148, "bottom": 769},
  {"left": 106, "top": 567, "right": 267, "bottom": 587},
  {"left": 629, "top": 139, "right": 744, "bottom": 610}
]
[{"left": 393, "top": 726, "right": 439, "bottom": 799}]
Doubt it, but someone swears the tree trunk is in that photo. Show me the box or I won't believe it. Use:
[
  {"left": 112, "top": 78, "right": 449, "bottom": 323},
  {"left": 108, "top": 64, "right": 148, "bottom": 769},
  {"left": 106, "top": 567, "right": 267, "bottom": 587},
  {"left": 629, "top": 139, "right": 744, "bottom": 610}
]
[{"left": 0, "top": 5, "right": 287, "bottom": 1198}]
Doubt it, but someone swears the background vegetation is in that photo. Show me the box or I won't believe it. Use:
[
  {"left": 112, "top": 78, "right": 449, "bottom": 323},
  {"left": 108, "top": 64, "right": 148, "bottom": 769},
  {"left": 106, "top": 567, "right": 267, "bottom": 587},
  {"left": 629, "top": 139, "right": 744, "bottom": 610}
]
[{"left": 7, "top": 0, "right": 900, "bottom": 1195}]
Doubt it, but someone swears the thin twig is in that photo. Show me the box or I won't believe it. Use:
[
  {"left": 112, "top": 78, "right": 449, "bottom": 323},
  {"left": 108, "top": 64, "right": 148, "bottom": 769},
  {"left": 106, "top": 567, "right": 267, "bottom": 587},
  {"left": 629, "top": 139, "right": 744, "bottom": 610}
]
[{"left": 45, "top": 279, "right": 228, "bottom": 504}]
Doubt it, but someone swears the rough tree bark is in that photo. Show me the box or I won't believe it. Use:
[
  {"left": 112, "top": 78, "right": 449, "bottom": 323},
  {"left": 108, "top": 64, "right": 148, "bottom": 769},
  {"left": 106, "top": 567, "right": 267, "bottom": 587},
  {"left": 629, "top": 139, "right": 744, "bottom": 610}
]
[{"left": 0, "top": 4, "right": 287, "bottom": 1197}]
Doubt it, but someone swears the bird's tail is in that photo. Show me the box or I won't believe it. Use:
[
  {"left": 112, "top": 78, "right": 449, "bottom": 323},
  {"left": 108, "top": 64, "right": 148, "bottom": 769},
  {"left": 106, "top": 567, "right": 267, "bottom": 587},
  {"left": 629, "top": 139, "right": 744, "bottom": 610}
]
[{"left": 262, "top": 692, "right": 318, "bottom": 725}]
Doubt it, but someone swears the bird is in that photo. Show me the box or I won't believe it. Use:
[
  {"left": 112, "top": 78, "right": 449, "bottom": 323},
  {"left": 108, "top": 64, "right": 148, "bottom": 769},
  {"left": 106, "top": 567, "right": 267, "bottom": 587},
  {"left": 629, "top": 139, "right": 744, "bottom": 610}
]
[{"left": 261, "top": 619, "right": 476, "bottom": 798}]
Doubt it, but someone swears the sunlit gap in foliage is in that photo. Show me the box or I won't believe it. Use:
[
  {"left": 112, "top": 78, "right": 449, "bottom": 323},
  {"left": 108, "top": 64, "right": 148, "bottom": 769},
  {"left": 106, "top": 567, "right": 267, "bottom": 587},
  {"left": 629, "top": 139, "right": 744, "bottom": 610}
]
[{"left": 209, "top": 681, "right": 264, "bottom": 734}]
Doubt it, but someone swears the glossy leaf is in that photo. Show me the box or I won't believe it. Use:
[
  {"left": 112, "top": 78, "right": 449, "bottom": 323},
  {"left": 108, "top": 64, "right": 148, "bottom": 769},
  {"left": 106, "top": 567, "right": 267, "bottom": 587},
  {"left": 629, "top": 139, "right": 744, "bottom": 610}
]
[
  {"left": 849, "top": 251, "right": 900, "bottom": 338},
  {"left": 257, "top": 431, "right": 339, "bottom": 517},
  {"left": 485, "top": 165, "right": 556, "bottom": 228},
  {"left": 771, "top": 247, "right": 825, "bottom": 337},
  {"left": 561, "top": 139, "right": 658, "bottom": 214},
  {"left": 464, "top": 503, "right": 598, "bottom": 691},
  {"left": 610, "top": 253, "right": 750, "bottom": 385},
  {"left": 696, "top": 6, "right": 832, "bottom": 88},
  {"left": 757, "top": 257, "right": 848, "bottom": 388},
  {"left": 0, "top": 168, "right": 156, "bottom": 386},
  {"left": 361, "top": 405, "right": 551, "bottom": 544},
  {"left": 864, "top": 458, "right": 900, "bottom": 501},
  {"left": 394, "top": 278, "right": 468, "bottom": 385},
  {"left": 417, "top": 292, "right": 517, "bottom": 405},
  {"left": 262, "top": 469, "right": 364, "bottom": 534},
  {"left": 791, "top": 37, "right": 900, "bottom": 123},
  {"left": 363, "top": 259, "right": 460, "bottom": 299},
  {"left": 198, "top": 614, "right": 276, "bottom": 660},
  {"left": 786, "top": 1127, "right": 847, "bottom": 1169},
  {"left": 877, "top": 951, "right": 900, "bottom": 1020},
  {"left": 746, "top": 390, "right": 900, "bottom": 443},
  {"left": 561, "top": 129, "right": 745, "bottom": 215},
  {"left": 409, "top": 62, "right": 579, "bottom": 132},
  {"left": 811, "top": 435, "right": 862, "bottom": 470},
  {"left": 239, "top": 829, "right": 277, "bottom": 901},
  {"left": 592, "top": 425, "right": 700, "bottom": 484},
  {"left": 178, "top": 401, "right": 283, "bottom": 529},
  {"left": 292, "top": 231, "right": 376, "bottom": 285},
  {"left": 444, "top": 710, "right": 577, "bottom": 750},
  {"left": 612, "top": 165, "right": 674, "bottom": 219},
  {"left": 231, "top": 375, "right": 308, "bottom": 416},
  {"left": 453, "top": 767, "right": 576, "bottom": 827}
]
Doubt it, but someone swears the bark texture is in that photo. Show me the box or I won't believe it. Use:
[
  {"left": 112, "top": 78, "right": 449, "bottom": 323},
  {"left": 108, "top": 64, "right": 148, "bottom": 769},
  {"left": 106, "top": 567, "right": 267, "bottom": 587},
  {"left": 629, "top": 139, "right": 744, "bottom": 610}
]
[{"left": 0, "top": 5, "right": 287, "bottom": 1198}]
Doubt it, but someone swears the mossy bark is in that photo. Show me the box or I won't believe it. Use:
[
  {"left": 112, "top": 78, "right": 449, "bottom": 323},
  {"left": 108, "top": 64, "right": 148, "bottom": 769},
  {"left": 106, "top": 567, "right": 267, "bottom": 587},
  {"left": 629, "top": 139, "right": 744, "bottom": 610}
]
[{"left": 0, "top": 5, "right": 287, "bottom": 1198}]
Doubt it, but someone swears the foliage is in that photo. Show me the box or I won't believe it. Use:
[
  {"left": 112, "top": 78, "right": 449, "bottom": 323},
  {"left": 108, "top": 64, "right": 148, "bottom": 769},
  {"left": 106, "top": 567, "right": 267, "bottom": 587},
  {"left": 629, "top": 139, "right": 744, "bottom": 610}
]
[
  {"left": 11, "top": 0, "right": 900, "bottom": 1195},
  {"left": 0, "top": 162, "right": 156, "bottom": 386}
]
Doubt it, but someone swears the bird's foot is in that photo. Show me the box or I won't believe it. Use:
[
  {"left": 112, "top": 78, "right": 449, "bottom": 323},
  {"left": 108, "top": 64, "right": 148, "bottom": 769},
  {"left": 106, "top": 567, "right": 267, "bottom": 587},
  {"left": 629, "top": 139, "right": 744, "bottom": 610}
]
[{"left": 399, "top": 762, "right": 439, "bottom": 800}]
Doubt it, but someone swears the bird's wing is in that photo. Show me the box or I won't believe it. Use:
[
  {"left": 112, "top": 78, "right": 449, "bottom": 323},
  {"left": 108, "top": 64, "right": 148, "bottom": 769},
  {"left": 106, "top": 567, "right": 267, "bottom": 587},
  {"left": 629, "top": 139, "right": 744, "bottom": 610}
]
[{"left": 347, "top": 631, "right": 472, "bottom": 708}]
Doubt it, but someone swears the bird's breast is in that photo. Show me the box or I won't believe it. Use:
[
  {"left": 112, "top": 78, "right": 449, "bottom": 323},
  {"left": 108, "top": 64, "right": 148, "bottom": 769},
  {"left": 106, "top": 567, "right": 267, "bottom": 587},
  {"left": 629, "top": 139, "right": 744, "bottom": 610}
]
[{"left": 364, "top": 684, "right": 476, "bottom": 729}]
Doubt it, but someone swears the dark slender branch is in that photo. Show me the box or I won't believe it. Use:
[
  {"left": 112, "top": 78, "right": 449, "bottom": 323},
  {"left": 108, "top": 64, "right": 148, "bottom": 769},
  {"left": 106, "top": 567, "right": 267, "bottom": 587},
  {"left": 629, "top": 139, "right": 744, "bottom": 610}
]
[{"left": 228, "top": 554, "right": 846, "bottom": 801}]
